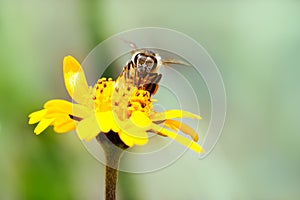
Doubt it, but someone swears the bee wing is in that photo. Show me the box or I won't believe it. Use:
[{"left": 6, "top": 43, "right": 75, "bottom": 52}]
[
  {"left": 161, "top": 58, "right": 190, "bottom": 66},
  {"left": 117, "top": 60, "right": 163, "bottom": 95}
]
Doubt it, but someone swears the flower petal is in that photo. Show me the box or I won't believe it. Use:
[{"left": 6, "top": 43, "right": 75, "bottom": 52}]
[
  {"left": 29, "top": 99, "right": 77, "bottom": 135},
  {"left": 34, "top": 118, "right": 55, "bottom": 135},
  {"left": 151, "top": 124, "right": 204, "bottom": 153},
  {"left": 150, "top": 110, "right": 202, "bottom": 121},
  {"left": 44, "top": 99, "right": 73, "bottom": 113},
  {"left": 54, "top": 120, "right": 76, "bottom": 133},
  {"left": 52, "top": 115, "right": 76, "bottom": 133},
  {"left": 45, "top": 99, "right": 91, "bottom": 119},
  {"left": 76, "top": 115, "right": 101, "bottom": 140},
  {"left": 164, "top": 119, "right": 199, "bottom": 142},
  {"left": 63, "top": 56, "right": 91, "bottom": 105},
  {"left": 118, "top": 130, "right": 148, "bottom": 146},
  {"left": 28, "top": 109, "right": 47, "bottom": 124},
  {"left": 72, "top": 103, "right": 92, "bottom": 119},
  {"left": 130, "top": 111, "right": 152, "bottom": 127},
  {"left": 113, "top": 112, "right": 149, "bottom": 146},
  {"left": 118, "top": 131, "right": 134, "bottom": 147},
  {"left": 109, "top": 112, "right": 121, "bottom": 133},
  {"left": 96, "top": 111, "right": 115, "bottom": 133}
]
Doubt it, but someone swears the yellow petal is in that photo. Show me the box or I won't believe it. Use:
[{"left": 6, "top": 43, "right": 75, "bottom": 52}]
[
  {"left": 96, "top": 111, "right": 113, "bottom": 133},
  {"left": 150, "top": 110, "right": 202, "bottom": 121},
  {"left": 119, "top": 130, "right": 148, "bottom": 146},
  {"left": 45, "top": 99, "right": 91, "bottom": 120},
  {"left": 125, "top": 125, "right": 148, "bottom": 139},
  {"left": 113, "top": 114, "right": 149, "bottom": 146},
  {"left": 151, "top": 124, "right": 204, "bottom": 153},
  {"left": 164, "top": 119, "right": 199, "bottom": 142},
  {"left": 28, "top": 109, "right": 47, "bottom": 124},
  {"left": 72, "top": 103, "right": 92, "bottom": 119},
  {"left": 52, "top": 114, "right": 75, "bottom": 127},
  {"left": 53, "top": 121, "right": 76, "bottom": 133},
  {"left": 95, "top": 111, "right": 120, "bottom": 133},
  {"left": 109, "top": 112, "right": 121, "bottom": 133},
  {"left": 34, "top": 118, "right": 55, "bottom": 135},
  {"left": 76, "top": 115, "right": 101, "bottom": 140},
  {"left": 63, "top": 56, "right": 90, "bottom": 104},
  {"left": 130, "top": 111, "right": 152, "bottom": 128},
  {"left": 44, "top": 99, "right": 73, "bottom": 114},
  {"left": 118, "top": 131, "right": 134, "bottom": 147},
  {"left": 45, "top": 112, "right": 70, "bottom": 119}
]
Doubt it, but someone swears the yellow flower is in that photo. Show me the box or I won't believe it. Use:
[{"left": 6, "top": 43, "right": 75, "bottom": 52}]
[{"left": 28, "top": 56, "right": 204, "bottom": 153}]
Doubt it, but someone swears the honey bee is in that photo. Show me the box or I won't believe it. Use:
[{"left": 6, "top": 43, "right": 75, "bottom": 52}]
[
  {"left": 117, "top": 42, "right": 188, "bottom": 96},
  {"left": 119, "top": 49, "right": 162, "bottom": 95}
]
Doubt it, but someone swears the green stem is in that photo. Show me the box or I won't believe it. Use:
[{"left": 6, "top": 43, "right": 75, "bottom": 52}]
[{"left": 96, "top": 131, "right": 128, "bottom": 200}]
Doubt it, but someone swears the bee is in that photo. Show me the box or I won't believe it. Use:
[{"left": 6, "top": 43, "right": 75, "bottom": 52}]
[
  {"left": 117, "top": 42, "right": 188, "bottom": 96},
  {"left": 119, "top": 49, "right": 162, "bottom": 95}
]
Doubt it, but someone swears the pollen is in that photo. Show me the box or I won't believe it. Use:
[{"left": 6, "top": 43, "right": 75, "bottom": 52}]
[
  {"left": 128, "top": 89, "right": 152, "bottom": 115},
  {"left": 93, "top": 78, "right": 115, "bottom": 112},
  {"left": 93, "top": 77, "right": 153, "bottom": 118}
]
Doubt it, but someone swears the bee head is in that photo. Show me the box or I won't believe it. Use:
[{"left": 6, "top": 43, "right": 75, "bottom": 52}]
[{"left": 131, "top": 50, "right": 161, "bottom": 74}]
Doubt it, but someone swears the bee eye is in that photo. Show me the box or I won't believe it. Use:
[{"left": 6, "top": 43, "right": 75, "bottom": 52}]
[
  {"left": 145, "top": 58, "right": 153, "bottom": 66},
  {"left": 133, "top": 52, "right": 158, "bottom": 74},
  {"left": 145, "top": 57, "right": 154, "bottom": 72},
  {"left": 137, "top": 55, "right": 147, "bottom": 65}
]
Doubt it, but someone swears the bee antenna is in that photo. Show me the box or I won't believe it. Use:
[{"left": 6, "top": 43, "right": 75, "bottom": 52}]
[{"left": 119, "top": 38, "right": 139, "bottom": 54}]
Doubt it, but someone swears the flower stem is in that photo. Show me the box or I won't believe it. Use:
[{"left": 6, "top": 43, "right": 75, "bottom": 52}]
[
  {"left": 96, "top": 131, "right": 128, "bottom": 200},
  {"left": 105, "top": 156, "right": 121, "bottom": 200}
]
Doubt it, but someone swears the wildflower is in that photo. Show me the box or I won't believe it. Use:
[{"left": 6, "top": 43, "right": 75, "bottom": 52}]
[{"left": 28, "top": 56, "right": 203, "bottom": 153}]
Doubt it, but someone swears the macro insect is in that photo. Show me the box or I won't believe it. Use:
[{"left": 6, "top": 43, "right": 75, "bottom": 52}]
[{"left": 117, "top": 42, "right": 188, "bottom": 96}]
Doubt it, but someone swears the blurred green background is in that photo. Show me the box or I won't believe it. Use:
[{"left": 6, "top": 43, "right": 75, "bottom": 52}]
[{"left": 1, "top": 0, "right": 300, "bottom": 199}]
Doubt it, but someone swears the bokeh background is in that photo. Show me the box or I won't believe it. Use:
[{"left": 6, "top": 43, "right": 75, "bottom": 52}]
[{"left": 1, "top": 0, "right": 300, "bottom": 199}]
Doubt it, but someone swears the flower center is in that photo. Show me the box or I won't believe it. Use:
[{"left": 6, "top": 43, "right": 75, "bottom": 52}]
[
  {"left": 128, "top": 90, "right": 152, "bottom": 115},
  {"left": 93, "top": 78, "right": 153, "bottom": 120},
  {"left": 93, "top": 78, "right": 114, "bottom": 112}
]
